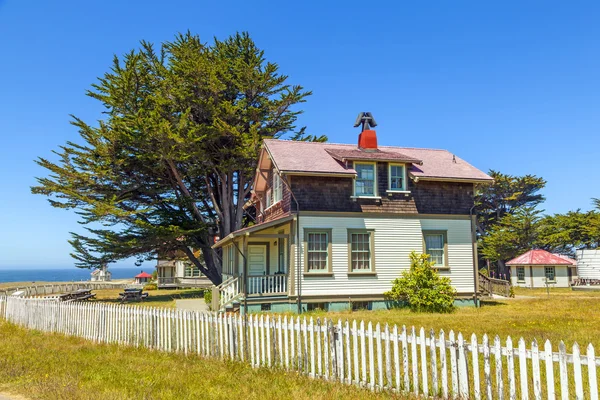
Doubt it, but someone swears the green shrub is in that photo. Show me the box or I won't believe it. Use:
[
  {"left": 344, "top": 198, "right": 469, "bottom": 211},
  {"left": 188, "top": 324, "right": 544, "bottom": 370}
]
[
  {"left": 384, "top": 252, "right": 456, "bottom": 313},
  {"left": 143, "top": 283, "right": 157, "bottom": 291},
  {"left": 204, "top": 290, "right": 212, "bottom": 307},
  {"left": 479, "top": 268, "right": 489, "bottom": 277}
]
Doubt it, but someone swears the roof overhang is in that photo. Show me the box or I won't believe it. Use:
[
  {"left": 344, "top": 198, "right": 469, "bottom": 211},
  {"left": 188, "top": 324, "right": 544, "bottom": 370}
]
[
  {"left": 212, "top": 214, "right": 295, "bottom": 249},
  {"left": 282, "top": 170, "right": 356, "bottom": 178},
  {"left": 409, "top": 173, "right": 494, "bottom": 184}
]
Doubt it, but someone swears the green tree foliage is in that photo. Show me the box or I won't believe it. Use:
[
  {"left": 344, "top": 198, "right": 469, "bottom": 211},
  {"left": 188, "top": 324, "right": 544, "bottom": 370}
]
[
  {"left": 384, "top": 252, "right": 456, "bottom": 313},
  {"left": 538, "top": 209, "right": 600, "bottom": 254},
  {"left": 31, "top": 32, "right": 314, "bottom": 285},
  {"left": 475, "top": 170, "right": 546, "bottom": 236},
  {"left": 480, "top": 206, "right": 542, "bottom": 265}
]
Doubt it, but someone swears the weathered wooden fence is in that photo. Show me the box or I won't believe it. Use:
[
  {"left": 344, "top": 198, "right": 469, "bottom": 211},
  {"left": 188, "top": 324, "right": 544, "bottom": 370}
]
[
  {"left": 0, "top": 282, "right": 125, "bottom": 297},
  {"left": 0, "top": 296, "right": 598, "bottom": 400}
]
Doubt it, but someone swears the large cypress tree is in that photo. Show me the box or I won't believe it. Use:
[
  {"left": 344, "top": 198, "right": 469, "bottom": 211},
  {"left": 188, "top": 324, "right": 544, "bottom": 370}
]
[{"left": 32, "top": 32, "right": 313, "bottom": 284}]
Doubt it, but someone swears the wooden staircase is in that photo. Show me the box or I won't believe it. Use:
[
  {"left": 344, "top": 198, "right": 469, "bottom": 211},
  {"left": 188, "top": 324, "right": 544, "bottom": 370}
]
[{"left": 478, "top": 272, "right": 512, "bottom": 297}]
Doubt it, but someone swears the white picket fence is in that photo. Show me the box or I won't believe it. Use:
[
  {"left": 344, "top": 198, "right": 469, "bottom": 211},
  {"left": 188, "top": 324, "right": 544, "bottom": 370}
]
[{"left": 0, "top": 296, "right": 598, "bottom": 400}]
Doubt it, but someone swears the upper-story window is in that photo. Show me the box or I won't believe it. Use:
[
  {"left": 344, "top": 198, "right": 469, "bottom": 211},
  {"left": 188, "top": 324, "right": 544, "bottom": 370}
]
[
  {"left": 272, "top": 172, "right": 282, "bottom": 204},
  {"left": 354, "top": 162, "right": 376, "bottom": 196},
  {"left": 388, "top": 164, "right": 406, "bottom": 191}
]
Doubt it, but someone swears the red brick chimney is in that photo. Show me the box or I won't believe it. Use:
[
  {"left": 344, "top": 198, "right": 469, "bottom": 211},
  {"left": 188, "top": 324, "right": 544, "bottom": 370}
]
[{"left": 358, "top": 129, "right": 378, "bottom": 150}]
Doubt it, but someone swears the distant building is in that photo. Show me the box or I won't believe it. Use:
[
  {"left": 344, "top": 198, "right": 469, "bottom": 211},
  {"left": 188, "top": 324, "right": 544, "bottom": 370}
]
[
  {"left": 134, "top": 271, "right": 152, "bottom": 284},
  {"left": 506, "top": 250, "right": 576, "bottom": 288},
  {"left": 576, "top": 249, "right": 600, "bottom": 280},
  {"left": 90, "top": 265, "right": 112, "bottom": 282}
]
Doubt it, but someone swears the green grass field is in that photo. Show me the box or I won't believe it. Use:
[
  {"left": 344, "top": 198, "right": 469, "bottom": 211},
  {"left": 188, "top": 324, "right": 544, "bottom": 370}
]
[{"left": 0, "top": 321, "right": 406, "bottom": 400}]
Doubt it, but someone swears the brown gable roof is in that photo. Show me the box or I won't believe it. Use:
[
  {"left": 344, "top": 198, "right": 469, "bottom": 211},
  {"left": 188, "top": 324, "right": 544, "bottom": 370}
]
[{"left": 264, "top": 139, "right": 493, "bottom": 182}]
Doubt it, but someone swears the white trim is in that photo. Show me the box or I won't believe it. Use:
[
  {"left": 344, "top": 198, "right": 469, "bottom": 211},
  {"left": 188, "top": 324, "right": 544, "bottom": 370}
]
[
  {"left": 388, "top": 163, "right": 407, "bottom": 191},
  {"left": 408, "top": 173, "right": 492, "bottom": 184},
  {"left": 353, "top": 161, "right": 377, "bottom": 197},
  {"left": 350, "top": 196, "right": 382, "bottom": 200}
]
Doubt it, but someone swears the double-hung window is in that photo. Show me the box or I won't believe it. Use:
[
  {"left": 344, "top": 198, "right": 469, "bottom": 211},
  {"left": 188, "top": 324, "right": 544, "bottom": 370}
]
[
  {"left": 388, "top": 164, "right": 406, "bottom": 191},
  {"left": 272, "top": 173, "right": 282, "bottom": 203},
  {"left": 423, "top": 231, "right": 447, "bottom": 267},
  {"left": 304, "top": 229, "right": 332, "bottom": 273},
  {"left": 545, "top": 266, "right": 556, "bottom": 282},
  {"left": 516, "top": 267, "right": 525, "bottom": 282},
  {"left": 354, "top": 163, "right": 376, "bottom": 196},
  {"left": 348, "top": 229, "right": 375, "bottom": 273}
]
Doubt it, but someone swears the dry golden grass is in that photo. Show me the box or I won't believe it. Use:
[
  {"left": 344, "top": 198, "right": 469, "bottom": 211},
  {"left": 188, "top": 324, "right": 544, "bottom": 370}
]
[
  {"left": 0, "top": 321, "right": 408, "bottom": 400},
  {"left": 92, "top": 288, "right": 205, "bottom": 308},
  {"left": 302, "top": 288, "right": 600, "bottom": 349}
]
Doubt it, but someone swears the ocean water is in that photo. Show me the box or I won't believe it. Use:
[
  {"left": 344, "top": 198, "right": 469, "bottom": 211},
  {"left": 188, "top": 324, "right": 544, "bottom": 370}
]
[{"left": 0, "top": 267, "right": 149, "bottom": 284}]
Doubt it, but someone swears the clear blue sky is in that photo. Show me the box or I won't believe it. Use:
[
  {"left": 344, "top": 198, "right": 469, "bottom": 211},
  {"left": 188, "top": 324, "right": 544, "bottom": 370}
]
[{"left": 0, "top": 1, "right": 598, "bottom": 268}]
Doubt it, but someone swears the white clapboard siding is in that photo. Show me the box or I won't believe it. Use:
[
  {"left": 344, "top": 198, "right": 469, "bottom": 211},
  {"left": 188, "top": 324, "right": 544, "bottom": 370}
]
[
  {"left": 3, "top": 296, "right": 600, "bottom": 400},
  {"left": 296, "top": 216, "right": 475, "bottom": 296}
]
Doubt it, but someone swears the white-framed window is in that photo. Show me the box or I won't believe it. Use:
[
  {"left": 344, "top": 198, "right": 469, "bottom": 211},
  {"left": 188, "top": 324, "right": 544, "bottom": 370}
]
[
  {"left": 184, "top": 264, "right": 202, "bottom": 277},
  {"left": 545, "top": 266, "right": 556, "bottom": 282},
  {"left": 348, "top": 230, "right": 375, "bottom": 272},
  {"left": 388, "top": 164, "right": 406, "bottom": 191},
  {"left": 222, "top": 245, "right": 235, "bottom": 275},
  {"left": 272, "top": 172, "right": 282, "bottom": 203},
  {"left": 516, "top": 267, "right": 525, "bottom": 282},
  {"left": 354, "top": 162, "right": 376, "bottom": 196},
  {"left": 306, "top": 231, "right": 329, "bottom": 271},
  {"left": 423, "top": 231, "right": 447, "bottom": 266}
]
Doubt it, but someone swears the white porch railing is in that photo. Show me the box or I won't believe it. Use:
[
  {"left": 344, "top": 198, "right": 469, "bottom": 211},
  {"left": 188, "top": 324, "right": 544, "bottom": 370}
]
[
  {"left": 216, "top": 276, "right": 242, "bottom": 309},
  {"left": 247, "top": 274, "right": 288, "bottom": 296}
]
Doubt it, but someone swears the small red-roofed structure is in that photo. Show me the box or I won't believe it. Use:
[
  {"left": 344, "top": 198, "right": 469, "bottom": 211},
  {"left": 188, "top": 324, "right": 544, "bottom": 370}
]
[
  {"left": 506, "top": 249, "right": 577, "bottom": 288},
  {"left": 134, "top": 271, "right": 152, "bottom": 284}
]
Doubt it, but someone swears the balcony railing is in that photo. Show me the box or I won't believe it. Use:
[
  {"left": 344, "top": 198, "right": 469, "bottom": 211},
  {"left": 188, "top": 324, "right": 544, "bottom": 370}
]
[
  {"left": 247, "top": 274, "right": 288, "bottom": 296},
  {"left": 157, "top": 277, "right": 210, "bottom": 288}
]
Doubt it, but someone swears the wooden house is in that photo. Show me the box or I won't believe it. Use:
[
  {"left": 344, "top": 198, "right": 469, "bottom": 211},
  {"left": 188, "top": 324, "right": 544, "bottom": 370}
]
[{"left": 212, "top": 117, "right": 493, "bottom": 312}]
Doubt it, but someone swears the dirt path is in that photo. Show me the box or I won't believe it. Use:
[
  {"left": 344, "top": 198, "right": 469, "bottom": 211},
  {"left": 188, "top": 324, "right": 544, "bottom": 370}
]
[{"left": 175, "top": 298, "right": 209, "bottom": 312}]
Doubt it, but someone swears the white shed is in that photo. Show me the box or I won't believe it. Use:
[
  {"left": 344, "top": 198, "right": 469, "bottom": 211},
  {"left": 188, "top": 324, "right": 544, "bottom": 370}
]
[{"left": 576, "top": 249, "right": 600, "bottom": 280}]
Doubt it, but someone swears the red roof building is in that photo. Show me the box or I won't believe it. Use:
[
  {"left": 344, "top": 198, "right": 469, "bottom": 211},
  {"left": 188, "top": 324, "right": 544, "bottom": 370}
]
[
  {"left": 134, "top": 271, "right": 152, "bottom": 284},
  {"left": 506, "top": 250, "right": 577, "bottom": 288}
]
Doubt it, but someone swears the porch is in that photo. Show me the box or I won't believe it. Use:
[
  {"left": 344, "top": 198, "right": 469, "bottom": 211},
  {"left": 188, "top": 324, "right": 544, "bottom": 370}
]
[{"left": 214, "top": 215, "right": 294, "bottom": 310}]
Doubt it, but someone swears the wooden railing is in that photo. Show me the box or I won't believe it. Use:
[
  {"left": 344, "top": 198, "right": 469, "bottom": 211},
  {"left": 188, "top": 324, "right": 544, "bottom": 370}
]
[
  {"left": 479, "top": 273, "right": 512, "bottom": 297},
  {"left": 0, "top": 282, "right": 125, "bottom": 297},
  {"left": 247, "top": 274, "right": 288, "bottom": 296},
  {"left": 214, "top": 276, "right": 242, "bottom": 310},
  {"left": 157, "top": 277, "right": 210, "bottom": 288}
]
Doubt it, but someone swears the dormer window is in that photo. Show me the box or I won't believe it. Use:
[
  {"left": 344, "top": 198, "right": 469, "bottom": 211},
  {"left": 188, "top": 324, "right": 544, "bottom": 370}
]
[
  {"left": 388, "top": 164, "right": 406, "bottom": 191},
  {"left": 354, "top": 162, "right": 376, "bottom": 196}
]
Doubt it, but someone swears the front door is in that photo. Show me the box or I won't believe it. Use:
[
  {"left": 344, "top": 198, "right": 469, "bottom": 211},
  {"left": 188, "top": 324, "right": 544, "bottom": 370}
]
[{"left": 248, "top": 244, "right": 268, "bottom": 276}]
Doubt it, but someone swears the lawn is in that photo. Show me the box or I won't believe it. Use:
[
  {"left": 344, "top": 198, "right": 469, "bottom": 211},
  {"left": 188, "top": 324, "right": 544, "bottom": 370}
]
[
  {"left": 93, "top": 288, "right": 206, "bottom": 308},
  {"left": 296, "top": 288, "right": 600, "bottom": 349},
  {"left": 0, "top": 321, "right": 406, "bottom": 400}
]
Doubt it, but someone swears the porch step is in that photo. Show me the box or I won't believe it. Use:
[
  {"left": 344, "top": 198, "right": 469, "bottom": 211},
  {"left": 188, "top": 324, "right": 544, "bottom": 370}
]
[{"left": 224, "top": 301, "right": 241, "bottom": 314}]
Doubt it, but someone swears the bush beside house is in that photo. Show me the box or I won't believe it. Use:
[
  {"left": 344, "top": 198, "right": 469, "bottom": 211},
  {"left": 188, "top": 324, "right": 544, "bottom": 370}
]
[{"left": 385, "top": 252, "right": 456, "bottom": 313}]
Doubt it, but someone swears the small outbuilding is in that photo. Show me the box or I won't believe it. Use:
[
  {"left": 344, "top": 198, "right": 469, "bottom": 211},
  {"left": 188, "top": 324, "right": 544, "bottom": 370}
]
[
  {"left": 134, "top": 271, "right": 152, "bottom": 284},
  {"left": 506, "top": 249, "right": 577, "bottom": 288},
  {"left": 91, "top": 265, "right": 112, "bottom": 282},
  {"left": 575, "top": 249, "right": 600, "bottom": 281}
]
